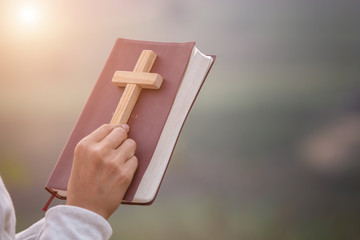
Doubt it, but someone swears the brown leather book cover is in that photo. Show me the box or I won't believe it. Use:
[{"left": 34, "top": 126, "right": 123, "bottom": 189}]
[{"left": 45, "top": 38, "right": 213, "bottom": 204}]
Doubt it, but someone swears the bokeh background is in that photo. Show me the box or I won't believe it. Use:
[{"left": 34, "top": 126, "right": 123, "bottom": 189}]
[{"left": 1, "top": 0, "right": 360, "bottom": 239}]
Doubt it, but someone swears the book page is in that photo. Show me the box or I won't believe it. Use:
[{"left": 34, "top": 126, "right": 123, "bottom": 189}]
[{"left": 133, "top": 47, "right": 214, "bottom": 203}]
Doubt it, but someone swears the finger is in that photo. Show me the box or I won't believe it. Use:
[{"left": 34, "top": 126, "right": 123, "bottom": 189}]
[
  {"left": 115, "top": 156, "right": 138, "bottom": 193},
  {"left": 84, "top": 124, "right": 116, "bottom": 143},
  {"left": 123, "top": 155, "right": 138, "bottom": 178},
  {"left": 114, "top": 138, "right": 137, "bottom": 162},
  {"left": 100, "top": 125, "right": 129, "bottom": 150}
]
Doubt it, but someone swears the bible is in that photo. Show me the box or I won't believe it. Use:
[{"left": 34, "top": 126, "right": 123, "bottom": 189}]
[{"left": 45, "top": 38, "right": 215, "bottom": 205}]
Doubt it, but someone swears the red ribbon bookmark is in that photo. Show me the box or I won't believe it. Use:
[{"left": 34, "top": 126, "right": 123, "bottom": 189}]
[{"left": 42, "top": 191, "right": 57, "bottom": 212}]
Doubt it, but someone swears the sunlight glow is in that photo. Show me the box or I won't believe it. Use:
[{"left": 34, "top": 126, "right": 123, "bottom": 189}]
[
  {"left": 18, "top": 3, "right": 39, "bottom": 26},
  {"left": 3, "top": 1, "right": 62, "bottom": 45}
]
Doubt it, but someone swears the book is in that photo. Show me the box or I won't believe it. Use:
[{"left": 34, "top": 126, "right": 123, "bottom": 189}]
[{"left": 45, "top": 38, "right": 215, "bottom": 205}]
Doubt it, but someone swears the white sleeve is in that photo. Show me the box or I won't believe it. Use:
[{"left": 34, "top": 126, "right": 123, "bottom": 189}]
[
  {"left": 16, "top": 206, "right": 113, "bottom": 240},
  {"left": 38, "top": 205, "right": 113, "bottom": 240},
  {"left": 0, "top": 177, "right": 16, "bottom": 240},
  {"left": 15, "top": 219, "right": 45, "bottom": 240},
  {"left": 1, "top": 175, "right": 112, "bottom": 240}
]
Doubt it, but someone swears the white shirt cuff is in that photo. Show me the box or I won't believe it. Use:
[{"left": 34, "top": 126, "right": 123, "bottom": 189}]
[{"left": 43, "top": 205, "right": 112, "bottom": 240}]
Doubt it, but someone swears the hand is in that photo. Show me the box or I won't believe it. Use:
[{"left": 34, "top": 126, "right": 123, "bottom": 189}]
[{"left": 66, "top": 124, "right": 138, "bottom": 219}]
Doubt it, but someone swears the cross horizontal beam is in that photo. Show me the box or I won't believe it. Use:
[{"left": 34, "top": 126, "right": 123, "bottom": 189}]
[
  {"left": 112, "top": 71, "right": 163, "bottom": 89},
  {"left": 110, "top": 50, "right": 163, "bottom": 125}
]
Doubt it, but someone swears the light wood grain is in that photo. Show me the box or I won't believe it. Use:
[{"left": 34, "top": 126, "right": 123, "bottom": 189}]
[
  {"left": 134, "top": 50, "right": 157, "bottom": 72},
  {"left": 110, "top": 50, "right": 163, "bottom": 125},
  {"left": 112, "top": 71, "right": 163, "bottom": 89},
  {"left": 110, "top": 84, "right": 142, "bottom": 125}
]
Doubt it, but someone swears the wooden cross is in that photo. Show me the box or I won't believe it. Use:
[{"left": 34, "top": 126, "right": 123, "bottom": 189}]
[{"left": 110, "top": 50, "right": 163, "bottom": 125}]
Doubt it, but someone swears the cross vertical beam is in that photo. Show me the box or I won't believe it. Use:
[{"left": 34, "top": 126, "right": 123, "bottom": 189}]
[{"left": 110, "top": 50, "right": 163, "bottom": 125}]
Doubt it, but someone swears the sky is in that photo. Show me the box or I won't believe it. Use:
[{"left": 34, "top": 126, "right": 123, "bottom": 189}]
[{"left": 1, "top": 0, "right": 360, "bottom": 239}]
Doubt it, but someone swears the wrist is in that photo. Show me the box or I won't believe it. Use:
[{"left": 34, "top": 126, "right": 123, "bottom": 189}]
[{"left": 66, "top": 200, "right": 111, "bottom": 220}]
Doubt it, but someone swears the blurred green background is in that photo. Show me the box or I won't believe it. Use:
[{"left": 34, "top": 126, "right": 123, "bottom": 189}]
[{"left": 1, "top": 0, "right": 360, "bottom": 239}]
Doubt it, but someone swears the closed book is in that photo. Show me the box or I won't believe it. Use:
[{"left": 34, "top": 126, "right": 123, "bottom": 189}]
[{"left": 45, "top": 38, "right": 215, "bottom": 205}]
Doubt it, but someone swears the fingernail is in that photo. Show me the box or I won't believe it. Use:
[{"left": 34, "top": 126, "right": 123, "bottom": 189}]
[{"left": 120, "top": 124, "right": 130, "bottom": 132}]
